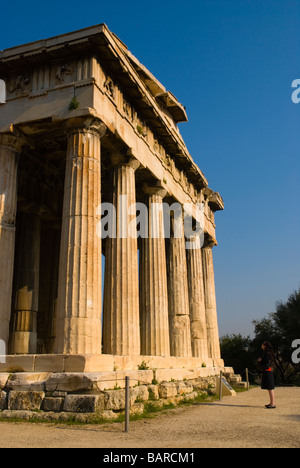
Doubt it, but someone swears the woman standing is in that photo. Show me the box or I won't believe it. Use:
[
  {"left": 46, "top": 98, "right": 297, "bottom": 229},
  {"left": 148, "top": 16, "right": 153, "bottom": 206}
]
[{"left": 258, "top": 341, "right": 276, "bottom": 409}]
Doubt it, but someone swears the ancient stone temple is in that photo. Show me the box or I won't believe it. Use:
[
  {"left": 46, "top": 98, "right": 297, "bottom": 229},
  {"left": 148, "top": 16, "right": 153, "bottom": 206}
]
[{"left": 0, "top": 24, "right": 224, "bottom": 374}]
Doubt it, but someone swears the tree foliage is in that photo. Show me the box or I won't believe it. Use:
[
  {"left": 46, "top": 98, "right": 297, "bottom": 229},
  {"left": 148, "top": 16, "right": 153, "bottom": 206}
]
[{"left": 220, "top": 288, "right": 300, "bottom": 385}]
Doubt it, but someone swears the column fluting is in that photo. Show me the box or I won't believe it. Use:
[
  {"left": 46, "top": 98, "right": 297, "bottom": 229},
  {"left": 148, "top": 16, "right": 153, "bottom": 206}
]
[
  {"left": 139, "top": 183, "right": 170, "bottom": 357},
  {"left": 0, "top": 134, "right": 23, "bottom": 350},
  {"left": 54, "top": 119, "right": 105, "bottom": 355},
  {"left": 202, "top": 244, "right": 221, "bottom": 359},
  {"left": 167, "top": 210, "right": 192, "bottom": 358},
  {"left": 186, "top": 236, "right": 209, "bottom": 358},
  {"left": 103, "top": 153, "right": 141, "bottom": 356}
]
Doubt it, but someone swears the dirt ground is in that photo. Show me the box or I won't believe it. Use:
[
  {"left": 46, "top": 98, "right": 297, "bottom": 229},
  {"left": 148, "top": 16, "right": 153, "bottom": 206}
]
[{"left": 0, "top": 387, "right": 299, "bottom": 448}]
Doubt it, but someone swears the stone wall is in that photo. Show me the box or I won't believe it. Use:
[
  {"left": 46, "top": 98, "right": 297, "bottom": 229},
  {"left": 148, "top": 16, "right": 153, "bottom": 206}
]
[{"left": 0, "top": 370, "right": 230, "bottom": 423}]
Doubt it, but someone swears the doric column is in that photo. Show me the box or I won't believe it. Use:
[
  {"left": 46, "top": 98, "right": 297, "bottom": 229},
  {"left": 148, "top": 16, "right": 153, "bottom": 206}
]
[
  {"left": 186, "top": 236, "right": 208, "bottom": 358},
  {"left": 139, "top": 183, "right": 170, "bottom": 357},
  {"left": 0, "top": 134, "right": 23, "bottom": 350},
  {"left": 202, "top": 244, "right": 221, "bottom": 359},
  {"left": 54, "top": 118, "right": 106, "bottom": 355},
  {"left": 10, "top": 212, "right": 41, "bottom": 354},
  {"left": 167, "top": 210, "right": 192, "bottom": 358},
  {"left": 103, "top": 153, "right": 140, "bottom": 356}
]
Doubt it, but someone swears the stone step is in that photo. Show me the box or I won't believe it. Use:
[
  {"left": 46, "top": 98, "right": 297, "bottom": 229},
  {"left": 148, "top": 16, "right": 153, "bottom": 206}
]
[{"left": 229, "top": 375, "right": 242, "bottom": 383}]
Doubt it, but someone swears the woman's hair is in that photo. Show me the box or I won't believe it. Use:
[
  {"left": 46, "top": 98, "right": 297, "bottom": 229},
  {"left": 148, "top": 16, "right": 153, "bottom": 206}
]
[{"left": 263, "top": 341, "right": 275, "bottom": 362}]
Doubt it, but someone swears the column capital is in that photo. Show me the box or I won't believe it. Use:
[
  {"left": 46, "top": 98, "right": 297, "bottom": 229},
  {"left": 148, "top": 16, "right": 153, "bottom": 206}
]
[
  {"left": 110, "top": 151, "right": 140, "bottom": 171},
  {"left": 143, "top": 181, "right": 167, "bottom": 199},
  {"left": 63, "top": 116, "right": 107, "bottom": 138},
  {"left": 0, "top": 132, "right": 27, "bottom": 153},
  {"left": 203, "top": 235, "right": 217, "bottom": 249}
]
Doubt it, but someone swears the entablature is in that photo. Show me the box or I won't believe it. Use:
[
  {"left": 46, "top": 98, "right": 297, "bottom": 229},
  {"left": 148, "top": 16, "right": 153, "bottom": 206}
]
[
  {"left": 0, "top": 24, "right": 206, "bottom": 190},
  {"left": 0, "top": 24, "right": 223, "bottom": 241}
]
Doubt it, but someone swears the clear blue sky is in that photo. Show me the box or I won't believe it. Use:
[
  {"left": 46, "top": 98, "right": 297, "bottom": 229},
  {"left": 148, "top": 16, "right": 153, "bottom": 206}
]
[{"left": 1, "top": 0, "right": 299, "bottom": 337}]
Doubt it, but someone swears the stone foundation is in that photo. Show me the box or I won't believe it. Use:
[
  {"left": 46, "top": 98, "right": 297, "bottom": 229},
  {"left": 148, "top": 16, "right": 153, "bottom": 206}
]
[
  {"left": 0, "top": 366, "right": 236, "bottom": 422},
  {"left": 0, "top": 354, "right": 224, "bottom": 373}
]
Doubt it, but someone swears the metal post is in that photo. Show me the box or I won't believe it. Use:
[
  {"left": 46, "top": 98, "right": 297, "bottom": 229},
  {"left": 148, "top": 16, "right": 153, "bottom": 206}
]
[
  {"left": 219, "top": 370, "right": 223, "bottom": 401},
  {"left": 246, "top": 368, "right": 250, "bottom": 391},
  {"left": 125, "top": 376, "right": 130, "bottom": 433}
]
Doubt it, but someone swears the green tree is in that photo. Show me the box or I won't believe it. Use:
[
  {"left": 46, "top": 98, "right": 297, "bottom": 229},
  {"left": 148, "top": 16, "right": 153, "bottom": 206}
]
[
  {"left": 220, "top": 334, "right": 253, "bottom": 378},
  {"left": 220, "top": 288, "right": 300, "bottom": 385},
  {"left": 252, "top": 289, "right": 300, "bottom": 384}
]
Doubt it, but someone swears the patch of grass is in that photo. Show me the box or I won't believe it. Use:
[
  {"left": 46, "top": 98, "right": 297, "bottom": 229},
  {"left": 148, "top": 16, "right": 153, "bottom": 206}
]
[
  {"left": 137, "top": 360, "right": 150, "bottom": 370},
  {"left": 232, "top": 385, "right": 257, "bottom": 393},
  {"left": 129, "top": 401, "right": 177, "bottom": 422}
]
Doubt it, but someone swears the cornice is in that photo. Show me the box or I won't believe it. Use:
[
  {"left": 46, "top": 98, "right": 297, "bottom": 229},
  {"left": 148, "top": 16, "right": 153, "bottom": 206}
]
[{"left": 0, "top": 24, "right": 207, "bottom": 191}]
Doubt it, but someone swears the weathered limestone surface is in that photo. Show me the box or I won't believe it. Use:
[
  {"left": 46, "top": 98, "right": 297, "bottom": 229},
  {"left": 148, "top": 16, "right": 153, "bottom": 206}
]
[
  {"left": 103, "top": 155, "right": 140, "bottom": 356},
  {"left": 176, "top": 381, "right": 194, "bottom": 395},
  {"left": 0, "top": 373, "right": 9, "bottom": 389},
  {"left": 0, "top": 135, "right": 22, "bottom": 348},
  {"left": 158, "top": 382, "right": 178, "bottom": 399},
  {"left": 186, "top": 238, "right": 209, "bottom": 358},
  {"left": 0, "top": 390, "right": 7, "bottom": 410},
  {"left": 54, "top": 119, "right": 106, "bottom": 355},
  {"left": 8, "top": 390, "right": 45, "bottom": 411},
  {"left": 104, "top": 389, "right": 126, "bottom": 411},
  {"left": 139, "top": 184, "right": 170, "bottom": 357},
  {"left": 63, "top": 394, "right": 104, "bottom": 413},
  {"left": 42, "top": 397, "right": 64, "bottom": 413},
  {"left": 167, "top": 215, "right": 192, "bottom": 358},
  {"left": 0, "top": 353, "right": 222, "bottom": 373},
  {"left": 0, "top": 26, "right": 225, "bottom": 377},
  {"left": 45, "top": 373, "right": 97, "bottom": 393},
  {"left": 0, "top": 367, "right": 240, "bottom": 420},
  {"left": 6, "top": 372, "right": 49, "bottom": 391},
  {"left": 44, "top": 370, "right": 154, "bottom": 393},
  {"left": 131, "top": 385, "right": 149, "bottom": 403},
  {"left": 147, "top": 385, "right": 159, "bottom": 401},
  {"left": 202, "top": 246, "right": 221, "bottom": 359}
]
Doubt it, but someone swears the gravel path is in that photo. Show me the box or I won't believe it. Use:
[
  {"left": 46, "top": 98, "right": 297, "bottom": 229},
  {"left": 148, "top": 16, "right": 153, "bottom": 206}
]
[{"left": 0, "top": 387, "right": 299, "bottom": 448}]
